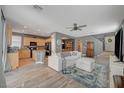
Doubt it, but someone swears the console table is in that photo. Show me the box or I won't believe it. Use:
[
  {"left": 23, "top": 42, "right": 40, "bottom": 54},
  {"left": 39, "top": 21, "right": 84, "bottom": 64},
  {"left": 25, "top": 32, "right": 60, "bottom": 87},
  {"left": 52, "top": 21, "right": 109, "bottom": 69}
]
[{"left": 109, "top": 55, "right": 124, "bottom": 88}]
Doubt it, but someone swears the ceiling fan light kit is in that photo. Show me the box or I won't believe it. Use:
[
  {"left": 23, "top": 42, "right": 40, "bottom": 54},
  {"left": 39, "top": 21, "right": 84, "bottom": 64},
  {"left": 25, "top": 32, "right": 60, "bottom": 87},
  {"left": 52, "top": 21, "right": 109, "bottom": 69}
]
[{"left": 66, "top": 23, "right": 87, "bottom": 31}]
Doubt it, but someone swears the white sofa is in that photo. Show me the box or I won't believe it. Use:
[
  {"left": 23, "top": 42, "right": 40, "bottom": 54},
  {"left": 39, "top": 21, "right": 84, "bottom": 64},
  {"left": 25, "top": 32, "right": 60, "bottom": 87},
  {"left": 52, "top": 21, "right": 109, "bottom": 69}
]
[
  {"left": 76, "top": 57, "right": 95, "bottom": 72},
  {"left": 48, "top": 51, "right": 95, "bottom": 72},
  {"left": 48, "top": 51, "right": 80, "bottom": 71},
  {"left": 61, "top": 51, "right": 81, "bottom": 67},
  {"left": 48, "top": 54, "right": 62, "bottom": 71}
]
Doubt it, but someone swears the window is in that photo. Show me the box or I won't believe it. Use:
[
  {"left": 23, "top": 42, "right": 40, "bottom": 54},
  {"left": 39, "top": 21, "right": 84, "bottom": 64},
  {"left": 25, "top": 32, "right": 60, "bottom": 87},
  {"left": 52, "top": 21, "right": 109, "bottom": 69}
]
[{"left": 12, "top": 35, "right": 22, "bottom": 48}]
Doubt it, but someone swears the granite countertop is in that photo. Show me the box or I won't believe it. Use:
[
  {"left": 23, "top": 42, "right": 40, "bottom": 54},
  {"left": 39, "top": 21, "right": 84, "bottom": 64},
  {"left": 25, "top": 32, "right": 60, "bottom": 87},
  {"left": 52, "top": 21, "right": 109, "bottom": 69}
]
[{"left": 7, "top": 47, "right": 19, "bottom": 53}]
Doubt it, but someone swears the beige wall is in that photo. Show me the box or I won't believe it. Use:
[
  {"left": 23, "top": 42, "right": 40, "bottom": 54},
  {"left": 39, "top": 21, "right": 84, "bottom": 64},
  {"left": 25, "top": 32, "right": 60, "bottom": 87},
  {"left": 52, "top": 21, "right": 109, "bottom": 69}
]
[{"left": 6, "top": 23, "right": 12, "bottom": 47}]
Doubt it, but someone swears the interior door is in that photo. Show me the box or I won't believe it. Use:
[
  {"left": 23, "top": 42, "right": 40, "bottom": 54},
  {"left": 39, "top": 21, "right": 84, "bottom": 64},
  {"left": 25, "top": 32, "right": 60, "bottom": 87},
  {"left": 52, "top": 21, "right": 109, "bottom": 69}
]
[{"left": 86, "top": 41, "right": 94, "bottom": 57}]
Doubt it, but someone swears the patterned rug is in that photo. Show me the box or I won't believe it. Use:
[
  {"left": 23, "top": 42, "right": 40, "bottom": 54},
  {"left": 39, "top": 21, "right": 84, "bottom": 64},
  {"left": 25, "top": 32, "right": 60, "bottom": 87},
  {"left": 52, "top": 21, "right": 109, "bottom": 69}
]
[{"left": 64, "top": 63, "right": 108, "bottom": 88}]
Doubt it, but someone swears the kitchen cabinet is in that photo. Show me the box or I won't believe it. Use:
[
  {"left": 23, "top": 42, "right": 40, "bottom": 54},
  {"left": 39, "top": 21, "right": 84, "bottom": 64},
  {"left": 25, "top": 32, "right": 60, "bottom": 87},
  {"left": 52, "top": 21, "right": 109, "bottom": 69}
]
[
  {"left": 19, "top": 48, "right": 30, "bottom": 59},
  {"left": 7, "top": 52, "right": 19, "bottom": 70},
  {"left": 23, "top": 36, "right": 45, "bottom": 46}
]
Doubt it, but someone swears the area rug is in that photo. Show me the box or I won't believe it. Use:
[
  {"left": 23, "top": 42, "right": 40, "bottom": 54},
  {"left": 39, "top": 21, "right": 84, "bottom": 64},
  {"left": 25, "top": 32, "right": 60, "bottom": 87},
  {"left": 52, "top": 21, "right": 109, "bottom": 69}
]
[{"left": 64, "top": 63, "right": 108, "bottom": 88}]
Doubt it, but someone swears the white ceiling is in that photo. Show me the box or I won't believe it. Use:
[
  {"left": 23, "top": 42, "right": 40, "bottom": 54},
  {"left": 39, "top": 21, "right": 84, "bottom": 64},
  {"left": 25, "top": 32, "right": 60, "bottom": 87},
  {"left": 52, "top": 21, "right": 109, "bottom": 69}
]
[{"left": 2, "top": 5, "right": 124, "bottom": 37}]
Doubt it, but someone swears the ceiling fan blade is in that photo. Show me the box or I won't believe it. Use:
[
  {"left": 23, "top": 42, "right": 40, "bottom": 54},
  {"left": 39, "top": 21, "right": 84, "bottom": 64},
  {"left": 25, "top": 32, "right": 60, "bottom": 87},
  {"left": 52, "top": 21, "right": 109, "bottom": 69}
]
[
  {"left": 79, "top": 25, "right": 87, "bottom": 28},
  {"left": 66, "top": 27, "right": 73, "bottom": 29},
  {"left": 70, "top": 29, "right": 74, "bottom": 31},
  {"left": 78, "top": 28, "right": 82, "bottom": 31}
]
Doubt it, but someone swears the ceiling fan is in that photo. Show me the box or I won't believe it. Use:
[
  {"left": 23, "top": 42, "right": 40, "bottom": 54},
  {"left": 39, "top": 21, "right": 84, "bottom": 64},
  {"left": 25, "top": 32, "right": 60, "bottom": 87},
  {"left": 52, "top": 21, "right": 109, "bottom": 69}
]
[
  {"left": 66, "top": 23, "right": 87, "bottom": 31},
  {"left": 33, "top": 5, "right": 43, "bottom": 10}
]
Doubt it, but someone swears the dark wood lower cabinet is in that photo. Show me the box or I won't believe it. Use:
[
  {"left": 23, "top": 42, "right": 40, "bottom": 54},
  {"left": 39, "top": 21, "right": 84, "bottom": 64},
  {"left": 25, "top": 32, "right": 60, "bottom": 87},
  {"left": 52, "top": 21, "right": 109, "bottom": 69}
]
[{"left": 113, "top": 75, "right": 124, "bottom": 88}]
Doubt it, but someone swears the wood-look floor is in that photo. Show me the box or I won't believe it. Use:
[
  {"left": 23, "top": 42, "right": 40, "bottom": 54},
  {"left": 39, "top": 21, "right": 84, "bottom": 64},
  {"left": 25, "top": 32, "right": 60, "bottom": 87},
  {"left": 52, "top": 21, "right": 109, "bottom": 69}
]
[
  {"left": 5, "top": 52, "right": 111, "bottom": 88},
  {"left": 5, "top": 61, "right": 86, "bottom": 88}
]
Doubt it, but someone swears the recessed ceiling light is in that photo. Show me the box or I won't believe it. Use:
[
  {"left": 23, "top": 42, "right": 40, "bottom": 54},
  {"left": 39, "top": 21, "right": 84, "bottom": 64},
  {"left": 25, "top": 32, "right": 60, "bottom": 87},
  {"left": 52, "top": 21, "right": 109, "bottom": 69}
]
[
  {"left": 24, "top": 26, "right": 27, "bottom": 29},
  {"left": 37, "top": 29, "right": 41, "bottom": 31}
]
